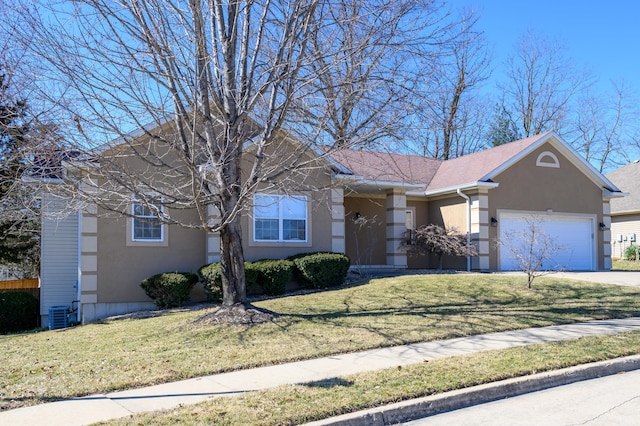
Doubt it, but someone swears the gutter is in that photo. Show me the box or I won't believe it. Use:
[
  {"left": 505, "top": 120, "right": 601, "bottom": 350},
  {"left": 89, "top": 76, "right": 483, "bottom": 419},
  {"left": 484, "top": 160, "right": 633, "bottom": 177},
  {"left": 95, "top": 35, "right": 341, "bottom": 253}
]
[
  {"left": 456, "top": 188, "right": 472, "bottom": 272},
  {"left": 424, "top": 181, "right": 499, "bottom": 197}
]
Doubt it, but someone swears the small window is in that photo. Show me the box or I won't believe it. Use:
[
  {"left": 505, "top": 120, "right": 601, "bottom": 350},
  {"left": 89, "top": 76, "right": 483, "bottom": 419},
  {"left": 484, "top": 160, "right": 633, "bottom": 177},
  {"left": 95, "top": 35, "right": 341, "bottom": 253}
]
[
  {"left": 405, "top": 209, "right": 415, "bottom": 244},
  {"left": 254, "top": 194, "right": 307, "bottom": 242},
  {"left": 132, "top": 201, "right": 163, "bottom": 241},
  {"left": 536, "top": 151, "right": 560, "bottom": 168}
]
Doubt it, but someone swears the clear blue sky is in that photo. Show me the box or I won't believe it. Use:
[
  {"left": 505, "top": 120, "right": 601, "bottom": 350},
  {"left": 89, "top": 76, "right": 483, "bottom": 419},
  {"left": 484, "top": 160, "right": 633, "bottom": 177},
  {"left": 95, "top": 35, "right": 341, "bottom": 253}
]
[{"left": 453, "top": 0, "right": 640, "bottom": 93}]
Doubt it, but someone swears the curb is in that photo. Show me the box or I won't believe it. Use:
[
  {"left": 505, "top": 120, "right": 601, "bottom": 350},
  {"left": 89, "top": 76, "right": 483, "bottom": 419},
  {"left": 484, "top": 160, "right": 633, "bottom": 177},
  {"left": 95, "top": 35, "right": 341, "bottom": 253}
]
[{"left": 305, "top": 354, "right": 640, "bottom": 426}]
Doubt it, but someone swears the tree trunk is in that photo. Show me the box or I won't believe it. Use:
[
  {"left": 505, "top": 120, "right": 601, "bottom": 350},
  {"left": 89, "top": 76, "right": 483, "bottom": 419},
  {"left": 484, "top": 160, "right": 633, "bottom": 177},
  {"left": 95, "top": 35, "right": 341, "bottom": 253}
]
[{"left": 219, "top": 216, "right": 247, "bottom": 306}]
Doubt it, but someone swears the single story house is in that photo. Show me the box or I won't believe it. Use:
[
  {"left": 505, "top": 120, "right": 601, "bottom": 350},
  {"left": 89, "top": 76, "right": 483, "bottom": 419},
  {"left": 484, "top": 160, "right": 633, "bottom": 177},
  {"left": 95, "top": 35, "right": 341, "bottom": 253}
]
[
  {"left": 606, "top": 161, "right": 640, "bottom": 259},
  {"left": 39, "top": 131, "right": 623, "bottom": 325}
]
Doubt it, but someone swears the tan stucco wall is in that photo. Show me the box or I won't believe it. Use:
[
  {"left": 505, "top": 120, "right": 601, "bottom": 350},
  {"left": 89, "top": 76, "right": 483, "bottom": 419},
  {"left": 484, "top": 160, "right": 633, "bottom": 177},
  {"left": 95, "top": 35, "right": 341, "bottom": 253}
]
[
  {"left": 611, "top": 214, "right": 640, "bottom": 259},
  {"left": 93, "top": 131, "right": 334, "bottom": 304},
  {"left": 243, "top": 165, "right": 334, "bottom": 261},
  {"left": 425, "top": 196, "right": 467, "bottom": 270},
  {"left": 487, "top": 143, "right": 605, "bottom": 270},
  {"left": 97, "top": 207, "right": 206, "bottom": 304},
  {"left": 344, "top": 196, "right": 387, "bottom": 266}
]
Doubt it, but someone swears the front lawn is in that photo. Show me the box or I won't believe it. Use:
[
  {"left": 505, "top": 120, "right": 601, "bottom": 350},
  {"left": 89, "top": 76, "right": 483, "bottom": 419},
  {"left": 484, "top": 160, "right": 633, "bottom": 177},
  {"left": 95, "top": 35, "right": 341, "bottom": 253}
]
[
  {"left": 2, "top": 274, "right": 640, "bottom": 410},
  {"left": 612, "top": 260, "right": 640, "bottom": 271},
  {"left": 104, "top": 331, "right": 640, "bottom": 425}
]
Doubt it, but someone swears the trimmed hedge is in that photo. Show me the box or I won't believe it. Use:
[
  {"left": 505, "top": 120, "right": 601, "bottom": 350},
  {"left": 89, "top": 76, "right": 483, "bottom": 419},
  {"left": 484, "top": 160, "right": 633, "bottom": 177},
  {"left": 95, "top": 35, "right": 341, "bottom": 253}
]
[
  {"left": 293, "top": 252, "right": 350, "bottom": 288},
  {"left": 254, "top": 259, "right": 293, "bottom": 296},
  {"left": 198, "top": 262, "right": 260, "bottom": 302},
  {"left": 0, "top": 291, "right": 39, "bottom": 334},
  {"left": 198, "top": 252, "right": 350, "bottom": 299},
  {"left": 140, "top": 272, "right": 199, "bottom": 308}
]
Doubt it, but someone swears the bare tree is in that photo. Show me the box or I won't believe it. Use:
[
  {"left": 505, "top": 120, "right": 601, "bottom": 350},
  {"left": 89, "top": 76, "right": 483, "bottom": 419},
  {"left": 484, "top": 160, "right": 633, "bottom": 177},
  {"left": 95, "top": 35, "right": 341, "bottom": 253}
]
[
  {"left": 299, "top": 0, "right": 454, "bottom": 150},
  {"left": 570, "top": 81, "right": 638, "bottom": 172},
  {"left": 7, "top": 0, "right": 353, "bottom": 320},
  {"left": 498, "top": 216, "right": 564, "bottom": 288},
  {"left": 499, "top": 30, "right": 591, "bottom": 138},
  {"left": 401, "top": 224, "right": 475, "bottom": 270},
  {"left": 410, "top": 7, "right": 491, "bottom": 160}
]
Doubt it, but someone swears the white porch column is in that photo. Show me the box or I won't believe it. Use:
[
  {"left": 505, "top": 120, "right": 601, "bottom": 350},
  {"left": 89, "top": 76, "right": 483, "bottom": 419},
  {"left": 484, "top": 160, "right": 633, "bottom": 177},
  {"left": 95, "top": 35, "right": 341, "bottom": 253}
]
[
  {"left": 386, "top": 189, "right": 407, "bottom": 268},
  {"left": 331, "top": 187, "right": 346, "bottom": 253},
  {"left": 207, "top": 204, "right": 221, "bottom": 263}
]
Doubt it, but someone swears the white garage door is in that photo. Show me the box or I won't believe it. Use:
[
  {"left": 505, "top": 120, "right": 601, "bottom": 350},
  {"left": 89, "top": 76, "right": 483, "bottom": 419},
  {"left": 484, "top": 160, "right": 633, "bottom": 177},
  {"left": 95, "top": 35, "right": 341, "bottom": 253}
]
[{"left": 499, "top": 213, "right": 596, "bottom": 271}]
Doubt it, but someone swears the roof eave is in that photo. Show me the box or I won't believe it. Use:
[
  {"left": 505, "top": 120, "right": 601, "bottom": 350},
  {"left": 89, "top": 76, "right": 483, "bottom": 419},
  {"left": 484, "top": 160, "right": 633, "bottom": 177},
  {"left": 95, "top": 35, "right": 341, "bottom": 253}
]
[
  {"left": 424, "top": 181, "right": 500, "bottom": 197},
  {"left": 603, "top": 189, "right": 628, "bottom": 199},
  {"left": 334, "top": 173, "right": 425, "bottom": 192}
]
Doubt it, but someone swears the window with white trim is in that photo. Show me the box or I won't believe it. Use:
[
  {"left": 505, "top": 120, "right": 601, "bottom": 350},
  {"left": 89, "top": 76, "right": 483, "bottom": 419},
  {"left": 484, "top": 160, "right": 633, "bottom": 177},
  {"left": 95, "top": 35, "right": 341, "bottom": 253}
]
[
  {"left": 132, "top": 201, "right": 163, "bottom": 241},
  {"left": 254, "top": 194, "right": 307, "bottom": 242}
]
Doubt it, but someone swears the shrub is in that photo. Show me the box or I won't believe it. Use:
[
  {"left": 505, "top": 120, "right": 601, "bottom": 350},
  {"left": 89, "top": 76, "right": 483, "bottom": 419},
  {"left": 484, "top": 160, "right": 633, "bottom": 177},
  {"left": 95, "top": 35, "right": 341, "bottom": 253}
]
[
  {"left": 140, "top": 272, "right": 198, "bottom": 308},
  {"left": 625, "top": 245, "right": 640, "bottom": 261},
  {"left": 293, "top": 253, "right": 350, "bottom": 289},
  {"left": 0, "top": 291, "right": 39, "bottom": 334},
  {"left": 254, "top": 259, "right": 293, "bottom": 296},
  {"left": 198, "top": 262, "right": 260, "bottom": 301}
]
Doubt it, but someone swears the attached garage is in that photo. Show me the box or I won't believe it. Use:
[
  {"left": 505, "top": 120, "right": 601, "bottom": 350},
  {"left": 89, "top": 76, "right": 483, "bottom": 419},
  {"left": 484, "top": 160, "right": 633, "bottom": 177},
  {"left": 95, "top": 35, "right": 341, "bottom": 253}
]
[{"left": 498, "top": 212, "right": 596, "bottom": 271}]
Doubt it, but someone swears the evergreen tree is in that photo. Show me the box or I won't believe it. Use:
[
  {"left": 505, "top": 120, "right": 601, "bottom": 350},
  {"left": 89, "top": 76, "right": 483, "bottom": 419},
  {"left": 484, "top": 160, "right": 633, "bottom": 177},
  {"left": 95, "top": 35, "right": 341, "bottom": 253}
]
[
  {"left": 0, "top": 70, "right": 39, "bottom": 277},
  {"left": 488, "top": 103, "right": 520, "bottom": 147}
]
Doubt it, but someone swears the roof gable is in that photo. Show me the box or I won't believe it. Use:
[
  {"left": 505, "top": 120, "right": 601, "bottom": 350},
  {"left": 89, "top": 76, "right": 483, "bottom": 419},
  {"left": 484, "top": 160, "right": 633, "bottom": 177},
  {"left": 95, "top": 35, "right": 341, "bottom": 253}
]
[
  {"left": 327, "top": 132, "right": 623, "bottom": 197},
  {"left": 425, "top": 132, "right": 622, "bottom": 195},
  {"left": 425, "top": 133, "right": 545, "bottom": 192}
]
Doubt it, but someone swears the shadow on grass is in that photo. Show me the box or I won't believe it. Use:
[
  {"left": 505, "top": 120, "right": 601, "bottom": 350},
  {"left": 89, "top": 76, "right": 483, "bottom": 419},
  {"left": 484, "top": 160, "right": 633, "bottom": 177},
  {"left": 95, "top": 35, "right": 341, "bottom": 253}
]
[{"left": 302, "top": 378, "right": 354, "bottom": 389}]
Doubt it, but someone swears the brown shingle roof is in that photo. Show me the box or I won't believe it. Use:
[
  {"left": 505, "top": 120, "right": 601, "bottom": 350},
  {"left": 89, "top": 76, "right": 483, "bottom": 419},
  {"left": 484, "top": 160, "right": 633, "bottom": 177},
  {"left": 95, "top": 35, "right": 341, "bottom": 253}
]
[
  {"left": 327, "top": 133, "right": 550, "bottom": 192},
  {"left": 426, "top": 133, "right": 548, "bottom": 191},
  {"left": 606, "top": 161, "right": 640, "bottom": 214},
  {"left": 328, "top": 149, "right": 442, "bottom": 187}
]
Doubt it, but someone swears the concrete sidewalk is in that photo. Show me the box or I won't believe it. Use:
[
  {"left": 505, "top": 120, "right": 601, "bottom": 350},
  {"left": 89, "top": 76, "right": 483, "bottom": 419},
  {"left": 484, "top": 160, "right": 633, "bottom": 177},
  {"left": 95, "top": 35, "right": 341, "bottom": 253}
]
[{"left": 2, "top": 317, "right": 640, "bottom": 426}]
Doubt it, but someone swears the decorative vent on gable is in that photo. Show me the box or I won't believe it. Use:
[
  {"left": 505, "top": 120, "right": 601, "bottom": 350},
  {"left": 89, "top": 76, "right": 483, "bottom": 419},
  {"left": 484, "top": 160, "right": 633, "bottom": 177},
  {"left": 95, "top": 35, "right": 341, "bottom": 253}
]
[{"left": 536, "top": 151, "right": 560, "bottom": 168}]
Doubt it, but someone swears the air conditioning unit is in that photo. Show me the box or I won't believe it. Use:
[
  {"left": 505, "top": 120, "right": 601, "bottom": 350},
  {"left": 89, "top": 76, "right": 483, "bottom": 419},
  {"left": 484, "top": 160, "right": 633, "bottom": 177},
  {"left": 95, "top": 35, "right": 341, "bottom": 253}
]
[{"left": 49, "top": 306, "right": 69, "bottom": 330}]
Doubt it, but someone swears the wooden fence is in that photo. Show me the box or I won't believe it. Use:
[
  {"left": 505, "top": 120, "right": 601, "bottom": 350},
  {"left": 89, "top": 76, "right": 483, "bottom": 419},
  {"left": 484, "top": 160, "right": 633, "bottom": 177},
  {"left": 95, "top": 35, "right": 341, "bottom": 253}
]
[
  {"left": 0, "top": 278, "right": 40, "bottom": 300},
  {"left": 0, "top": 278, "right": 41, "bottom": 328},
  {"left": 0, "top": 278, "right": 40, "bottom": 290}
]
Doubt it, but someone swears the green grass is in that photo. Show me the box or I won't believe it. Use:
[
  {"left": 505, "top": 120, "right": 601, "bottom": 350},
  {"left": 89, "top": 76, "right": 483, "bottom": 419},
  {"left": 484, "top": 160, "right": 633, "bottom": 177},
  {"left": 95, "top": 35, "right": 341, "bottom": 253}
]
[
  {"left": 2, "top": 274, "right": 640, "bottom": 411},
  {"left": 612, "top": 260, "right": 640, "bottom": 271},
  {"left": 103, "top": 331, "right": 640, "bottom": 425}
]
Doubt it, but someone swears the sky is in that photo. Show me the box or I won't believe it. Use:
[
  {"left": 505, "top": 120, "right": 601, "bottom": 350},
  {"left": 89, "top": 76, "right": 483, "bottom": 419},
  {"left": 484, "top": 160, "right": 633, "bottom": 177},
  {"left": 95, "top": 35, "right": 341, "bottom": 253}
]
[{"left": 452, "top": 0, "right": 640, "bottom": 94}]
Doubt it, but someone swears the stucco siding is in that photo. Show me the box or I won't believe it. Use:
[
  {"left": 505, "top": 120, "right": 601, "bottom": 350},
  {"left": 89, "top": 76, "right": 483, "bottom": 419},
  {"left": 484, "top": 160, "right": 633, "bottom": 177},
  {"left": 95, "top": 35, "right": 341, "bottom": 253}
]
[
  {"left": 243, "top": 167, "right": 334, "bottom": 261},
  {"left": 488, "top": 143, "right": 605, "bottom": 270},
  {"left": 40, "top": 193, "right": 79, "bottom": 317},
  {"left": 97, "top": 207, "right": 206, "bottom": 304}
]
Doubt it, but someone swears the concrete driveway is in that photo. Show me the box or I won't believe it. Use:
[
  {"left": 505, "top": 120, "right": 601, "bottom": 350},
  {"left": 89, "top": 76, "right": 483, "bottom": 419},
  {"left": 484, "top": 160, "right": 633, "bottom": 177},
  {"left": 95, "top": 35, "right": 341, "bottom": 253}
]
[{"left": 553, "top": 271, "right": 640, "bottom": 288}]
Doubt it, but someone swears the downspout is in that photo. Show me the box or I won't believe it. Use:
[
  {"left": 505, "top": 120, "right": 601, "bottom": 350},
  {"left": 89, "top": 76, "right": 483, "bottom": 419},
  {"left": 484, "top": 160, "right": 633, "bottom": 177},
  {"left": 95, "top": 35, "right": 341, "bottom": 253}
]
[{"left": 456, "top": 189, "right": 472, "bottom": 272}]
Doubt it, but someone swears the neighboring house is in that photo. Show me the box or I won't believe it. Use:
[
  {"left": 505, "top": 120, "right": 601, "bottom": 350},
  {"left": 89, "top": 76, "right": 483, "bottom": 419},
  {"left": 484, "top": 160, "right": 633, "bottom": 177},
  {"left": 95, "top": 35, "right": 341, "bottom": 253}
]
[
  {"left": 606, "top": 161, "right": 640, "bottom": 259},
  {"left": 39, "top": 131, "right": 623, "bottom": 325}
]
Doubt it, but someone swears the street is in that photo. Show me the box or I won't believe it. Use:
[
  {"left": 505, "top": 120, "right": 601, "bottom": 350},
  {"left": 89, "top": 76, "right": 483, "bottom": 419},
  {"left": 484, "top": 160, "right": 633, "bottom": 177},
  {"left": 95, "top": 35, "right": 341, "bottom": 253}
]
[{"left": 404, "top": 369, "right": 640, "bottom": 425}]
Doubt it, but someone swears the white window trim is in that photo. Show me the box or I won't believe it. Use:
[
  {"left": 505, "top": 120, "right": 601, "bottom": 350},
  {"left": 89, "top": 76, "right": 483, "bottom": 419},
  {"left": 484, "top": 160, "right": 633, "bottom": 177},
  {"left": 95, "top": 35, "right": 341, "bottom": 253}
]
[
  {"left": 253, "top": 194, "right": 309, "bottom": 243},
  {"left": 126, "top": 198, "right": 168, "bottom": 247}
]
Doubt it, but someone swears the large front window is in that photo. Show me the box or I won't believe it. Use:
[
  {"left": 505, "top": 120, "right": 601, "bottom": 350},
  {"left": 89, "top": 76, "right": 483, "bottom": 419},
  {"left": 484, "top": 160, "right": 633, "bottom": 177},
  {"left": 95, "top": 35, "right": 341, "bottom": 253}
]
[
  {"left": 254, "top": 194, "right": 307, "bottom": 242},
  {"left": 132, "top": 201, "right": 163, "bottom": 241}
]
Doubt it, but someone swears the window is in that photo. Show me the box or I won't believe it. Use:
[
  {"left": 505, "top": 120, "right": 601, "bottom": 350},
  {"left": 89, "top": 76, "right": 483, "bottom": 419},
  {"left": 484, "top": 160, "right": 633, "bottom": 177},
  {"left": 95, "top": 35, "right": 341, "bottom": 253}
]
[
  {"left": 254, "top": 194, "right": 307, "bottom": 242},
  {"left": 536, "top": 151, "right": 560, "bottom": 168},
  {"left": 132, "top": 201, "right": 163, "bottom": 241},
  {"left": 405, "top": 208, "right": 415, "bottom": 244}
]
